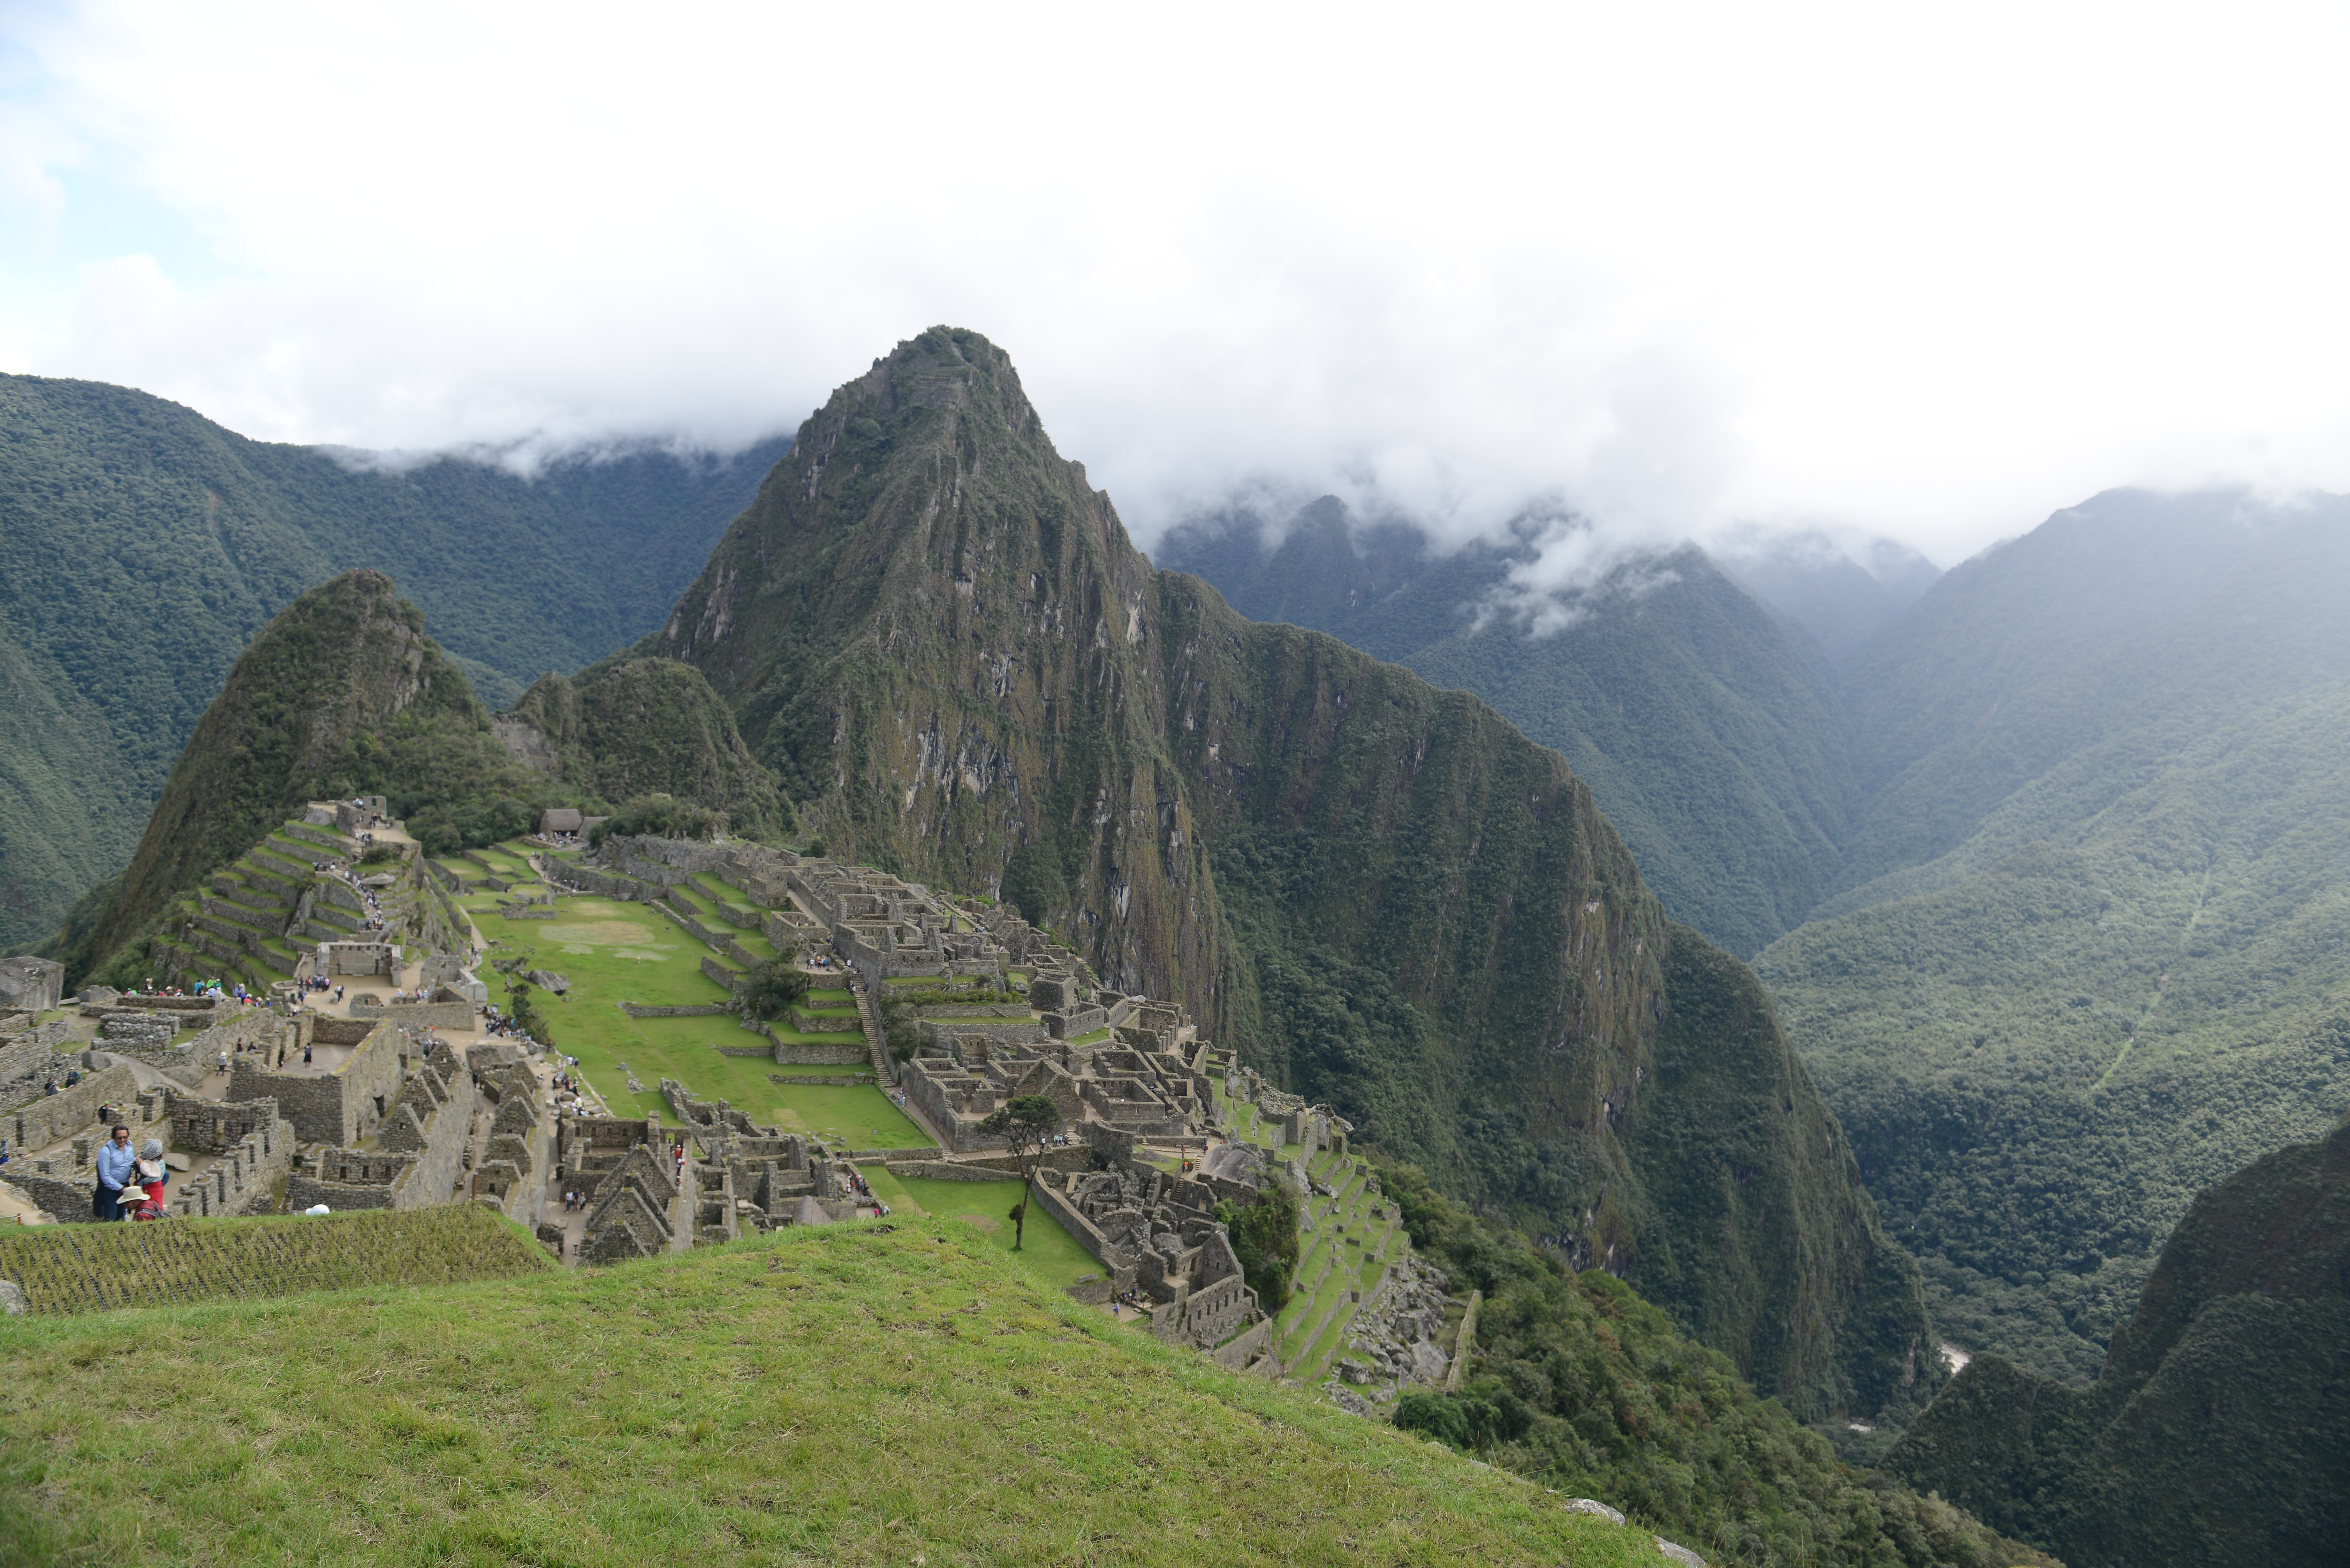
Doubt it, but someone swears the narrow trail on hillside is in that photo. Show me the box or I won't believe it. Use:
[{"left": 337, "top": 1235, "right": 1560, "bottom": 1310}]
[{"left": 2096, "top": 858, "right": 2216, "bottom": 1093}]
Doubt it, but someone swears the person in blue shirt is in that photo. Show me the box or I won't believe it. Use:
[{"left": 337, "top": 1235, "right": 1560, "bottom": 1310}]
[{"left": 92, "top": 1125, "right": 137, "bottom": 1220}]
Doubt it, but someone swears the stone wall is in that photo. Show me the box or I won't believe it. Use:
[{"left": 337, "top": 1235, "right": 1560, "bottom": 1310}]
[
  {"left": 287, "top": 1051, "right": 474, "bottom": 1214},
  {"left": 349, "top": 999, "right": 476, "bottom": 1030},
  {"left": 772, "top": 1041, "right": 868, "bottom": 1066},
  {"left": 321, "top": 941, "right": 398, "bottom": 976},
  {"left": 1041, "top": 1005, "right": 1109, "bottom": 1039},
  {"left": 882, "top": 1159, "right": 1015, "bottom": 1183},
  {"left": 543, "top": 862, "right": 665, "bottom": 901},
  {"left": 227, "top": 1018, "right": 405, "bottom": 1145},
  {"left": 0, "top": 1021, "right": 71, "bottom": 1107},
  {"left": 169, "top": 1092, "right": 279, "bottom": 1153},
  {"left": 8, "top": 1063, "right": 142, "bottom": 1153},
  {"left": 700, "top": 956, "right": 744, "bottom": 992},
  {"left": 1028, "top": 1173, "right": 1130, "bottom": 1283},
  {"left": 650, "top": 898, "right": 766, "bottom": 970},
  {"left": 1207, "top": 1313, "right": 1277, "bottom": 1370},
  {"left": 919, "top": 1016, "right": 1042, "bottom": 1047}
]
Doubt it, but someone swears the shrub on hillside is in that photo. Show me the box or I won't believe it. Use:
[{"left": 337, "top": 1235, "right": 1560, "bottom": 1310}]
[
  {"left": 1215, "top": 1176, "right": 1301, "bottom": 1315},
  {"left": 589, "top": 793, "right": 719, "bottom": 846},
  {"left": 1376, "top": 1160, "right": 2056, "bottom": 1568},
  {"left": 739, "top": 954, "right": 810, "bottom": 1021}
]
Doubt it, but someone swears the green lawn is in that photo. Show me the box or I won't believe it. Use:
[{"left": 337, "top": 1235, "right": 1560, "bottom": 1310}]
[
  {"left": 768, "top": 1021, "right": 867, "bottom": 1046},
  {"left": 470, "top": 897, "right": 744, "bottom": 1118},
  {"left": 0, "top": 1225, "right": 1652, "bottom": 1567},
  {"left": 728, "top": 928, "right": 780, "bottom": 962},
  {"left": 863, "top": 1170, "right": 1103, "bottom": 1293},
  {"left": 762, "top": 1084, "right": 931, "bottom": 1150}
]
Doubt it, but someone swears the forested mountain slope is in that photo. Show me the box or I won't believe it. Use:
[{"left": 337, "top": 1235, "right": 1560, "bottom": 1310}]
[
  {"left": 1381, "top": 1164, "right": 2057, "bottom": 1568},
  {"left": 500, "top": 657, "right": 794, "bottom": 839},
  {"left": 1157, "top": 505, "right": 1858, "bottom": 957},
  {"left": 644, "top": 327, "right": 1932, "bottom": 1419},
  {"left": 61, "top": 570, "right": 780, "bottom": 988},
  {"left": 1828, "top": 486, "right": 2350, "bottom": 908},
  {"left": 1758, "top": 495, "right": 2350, "bottom": 1380},
  {"left": 1889, "top": 1118, "right": 2350, "bottom": 1566},
  {"left": 0, "top": 371, "right": 784, "bottom": 950}
]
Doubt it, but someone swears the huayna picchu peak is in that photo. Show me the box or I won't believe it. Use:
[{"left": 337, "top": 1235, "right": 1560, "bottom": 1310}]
[{"left": 639, "top": 327, "right": 1932, "bottom": 1421}]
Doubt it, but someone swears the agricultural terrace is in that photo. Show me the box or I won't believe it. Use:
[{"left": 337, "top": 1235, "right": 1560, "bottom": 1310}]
[
  {"left": 0, "top": 1222, "right": 1654, "bottom": 1567},
  {"left": 0, "top": 1205, "right": 550, "bottom": 1316},
  {"left": 1214, "top": 1080, "right": 1411, "bottom": 1386}
]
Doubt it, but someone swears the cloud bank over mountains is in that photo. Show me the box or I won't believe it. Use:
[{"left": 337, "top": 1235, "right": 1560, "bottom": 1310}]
[{"left": 6, "top": 2, "right": 2350, "bottom": 573}]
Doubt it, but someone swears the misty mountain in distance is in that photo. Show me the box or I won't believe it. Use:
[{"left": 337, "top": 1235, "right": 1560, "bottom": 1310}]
[
  {"left": 1157, "top": 499, "right": 1864, "bottom": 958},
  {"left": 0, "top": 371, "right": 787, "bottom": 951},
  {"left": 1710, "top": 525, "right": 1943, "bottom": 662},
  {"left": 1761, "top": 486, "right": 2350, "bottom": 1379},
  {"left": 1828, "top": 486, "right": 2350, "bottom": 907}
]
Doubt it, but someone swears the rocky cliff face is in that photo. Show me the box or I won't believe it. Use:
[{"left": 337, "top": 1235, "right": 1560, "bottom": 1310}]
[{"left": 647, "top": 327, "right": 1932, "bottom": 1417}]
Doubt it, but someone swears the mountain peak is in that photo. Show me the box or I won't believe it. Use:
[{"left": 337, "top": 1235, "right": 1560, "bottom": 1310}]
[{"left": 645, "top": 332, "right": 1936, "bottom": 1419}]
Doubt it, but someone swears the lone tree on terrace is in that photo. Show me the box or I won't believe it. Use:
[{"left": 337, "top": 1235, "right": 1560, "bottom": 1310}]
[
  {"left": 977, "top": 1094, "right": 1062, "bottom": 1251},
  {"left": 738, "top": 947, "right": 808, "bottom": 1023}
]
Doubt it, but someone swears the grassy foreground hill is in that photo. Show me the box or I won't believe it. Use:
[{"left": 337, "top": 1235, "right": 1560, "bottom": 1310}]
[
  {"left": 0, "top": 1220, "right": 1665, "bottom": 1568},
  {"left": 0, "top": 370, "right": 783, "bottom": 950},
  {"left": 1889, "top": 1117, "right": 2350, "bottom": 1566},
  {"left": 641, "top": 328, "right": 1931, "bottom": 1422}
]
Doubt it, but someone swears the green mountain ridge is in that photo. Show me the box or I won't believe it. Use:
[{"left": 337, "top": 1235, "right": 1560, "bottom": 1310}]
[
  {"left": 640, "top": 327, "right": 1931, "bottom": 1420},
  {"left": 1888, "top": 1117, "right": 2350, "bottom": 1566},
  {"left": 502, "top": 657, "right": 796, "bottom": 840},
  {"left": 1156, "top": 505, "right": 1861, "bottom": 958},
  {"left": 62, "top": 570, "right": 782, "bottom": 990},
  {"left": 0, "top": 370, "right": 786, "bottom": 949},
  {"left": 1759, "top": 495, "right": 2350, "bottom": 1381}
]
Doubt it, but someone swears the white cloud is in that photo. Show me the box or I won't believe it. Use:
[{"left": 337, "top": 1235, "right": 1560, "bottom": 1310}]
[{"left": 5, "top": 0, "right": 2350, "bottom": 567}]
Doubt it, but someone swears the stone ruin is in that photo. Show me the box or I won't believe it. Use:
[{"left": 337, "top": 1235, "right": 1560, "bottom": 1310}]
[
  {"left": 1038, "top": 1154, "right": 1271, "bottom": 1362},
  {"left": 899, "top": 1024, "right": 1218, "bottom": 1154},
  {"left": 6, "top": 1073, "right": 295, "bottom": 1222},
  {"left": 552, "top": 835, "right": 1066, "bottom": 988}
]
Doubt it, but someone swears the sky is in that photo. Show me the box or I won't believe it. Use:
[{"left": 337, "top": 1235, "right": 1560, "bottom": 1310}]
[{"left": 5, "top": 0, "right": 2350, "bottom": 574}]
